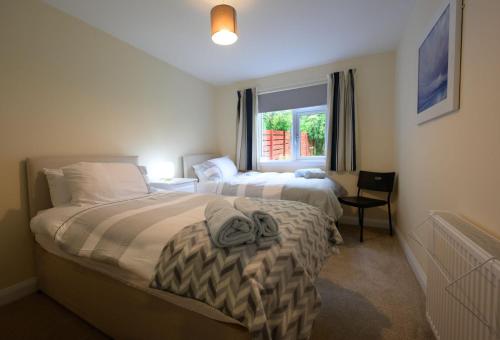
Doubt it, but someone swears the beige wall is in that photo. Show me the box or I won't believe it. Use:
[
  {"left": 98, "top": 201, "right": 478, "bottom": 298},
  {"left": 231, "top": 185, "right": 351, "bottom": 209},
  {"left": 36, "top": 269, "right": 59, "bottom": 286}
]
[
  {"left": 395, "top": 0, "right": 500, "bottom": 273},
  {"left": 0, "top": 0, "right": 217, "bottom": 289},
  {"left": 215, "top": 52, "right": 397, "bottom": 220}
]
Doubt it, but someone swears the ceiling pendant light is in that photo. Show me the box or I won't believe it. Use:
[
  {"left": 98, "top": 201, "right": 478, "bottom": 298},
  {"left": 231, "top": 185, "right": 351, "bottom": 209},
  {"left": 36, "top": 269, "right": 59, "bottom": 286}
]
[{"left": 210, "top": 4, "right": 238, "bottom": 46}]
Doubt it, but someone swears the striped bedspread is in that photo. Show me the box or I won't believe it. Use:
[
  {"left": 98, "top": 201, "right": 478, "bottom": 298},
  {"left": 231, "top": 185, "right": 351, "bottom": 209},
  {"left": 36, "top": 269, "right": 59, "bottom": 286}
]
[
  {"left": 216, "top": 172, "right": 344, "bottom": 221},
  {"left": 54, "top": 192, "right": 222, "bottom": 280},
  {"left": 53, "top": 192, "right": 341, "bottom": 339}
]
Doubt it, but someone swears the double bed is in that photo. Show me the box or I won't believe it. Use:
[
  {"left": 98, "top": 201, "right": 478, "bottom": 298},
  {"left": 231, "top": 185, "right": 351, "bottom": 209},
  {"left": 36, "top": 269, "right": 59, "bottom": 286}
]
[{"left": 27, "top": 155, "right": 342, "bottom": 340}]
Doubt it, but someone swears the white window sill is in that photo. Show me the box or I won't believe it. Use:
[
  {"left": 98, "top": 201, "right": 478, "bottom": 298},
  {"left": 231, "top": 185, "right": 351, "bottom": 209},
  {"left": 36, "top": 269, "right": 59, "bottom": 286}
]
[{"left": 259, "top": 159, "right": 326, "bottom": 172}]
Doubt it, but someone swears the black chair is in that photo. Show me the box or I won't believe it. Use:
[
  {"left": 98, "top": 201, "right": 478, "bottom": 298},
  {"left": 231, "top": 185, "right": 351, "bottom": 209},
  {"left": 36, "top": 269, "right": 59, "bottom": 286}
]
[{"left": 338, "top": 171, "right": 396, "bottom": 242}]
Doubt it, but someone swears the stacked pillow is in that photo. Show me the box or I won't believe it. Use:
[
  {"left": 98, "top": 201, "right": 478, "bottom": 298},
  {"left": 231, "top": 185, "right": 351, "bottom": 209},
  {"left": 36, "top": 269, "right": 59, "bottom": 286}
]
[
  {"left": 192, "top": 162, "right": 222, "bottom": 182},
  {"left": 44, "top": 162, "right": 150, "bottom": 207},
  {"left": 193, "top": 156, "right": 238, "bottom": 182},
  {"left": 43, "top": 168, "right": 72, "bottom": 206}
]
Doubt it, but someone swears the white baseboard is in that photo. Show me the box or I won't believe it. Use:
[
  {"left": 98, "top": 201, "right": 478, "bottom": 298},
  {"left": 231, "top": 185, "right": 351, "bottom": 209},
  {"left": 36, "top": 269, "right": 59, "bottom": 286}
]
[
  {"left": 396, "top": 229, "right": 427, "bottom": 293},
  {"left": 0, "top": 277, "right": 38, "bottom": 307},
  {"left": 340, "top": 216, "right": 390, "bottom": 229}
]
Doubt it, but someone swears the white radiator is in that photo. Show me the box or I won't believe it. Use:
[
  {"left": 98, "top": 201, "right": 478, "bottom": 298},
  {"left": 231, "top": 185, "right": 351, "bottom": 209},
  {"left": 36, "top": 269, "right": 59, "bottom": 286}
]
[{"left": 422, "top": 212, "right": 500, "bottom": 340}]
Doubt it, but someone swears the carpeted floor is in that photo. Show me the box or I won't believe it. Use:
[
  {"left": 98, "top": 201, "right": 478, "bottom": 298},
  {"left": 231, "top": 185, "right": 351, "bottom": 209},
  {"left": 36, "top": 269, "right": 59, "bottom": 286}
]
[
  {"left": 0, "top": 225, "right": 434, "bottom": 340},
  {"left": 311, "top": 225, "right": 433, "bottom": 340}
]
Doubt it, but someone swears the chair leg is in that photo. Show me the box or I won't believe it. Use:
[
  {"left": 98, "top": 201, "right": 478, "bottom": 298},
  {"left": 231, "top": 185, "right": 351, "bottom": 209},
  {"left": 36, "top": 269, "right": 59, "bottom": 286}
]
[
  {"left": 388, "top": 202, "right": 393, "bottom": 236},
  {"left": 358, "top": 208, "right": 364, "bottom": 242}
]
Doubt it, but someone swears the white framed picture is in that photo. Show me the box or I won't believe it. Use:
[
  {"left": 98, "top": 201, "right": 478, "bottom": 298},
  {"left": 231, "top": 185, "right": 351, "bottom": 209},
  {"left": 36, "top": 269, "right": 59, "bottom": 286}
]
[{"left": 417, "top": 0, "right": 463, "bottom": 124}]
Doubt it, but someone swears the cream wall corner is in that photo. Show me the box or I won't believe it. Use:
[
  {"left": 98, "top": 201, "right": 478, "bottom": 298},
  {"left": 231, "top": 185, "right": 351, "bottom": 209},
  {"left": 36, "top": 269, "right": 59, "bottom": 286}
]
[
  {"left": 0, "top": 0, "right": 217, "bottom": 290},
  {"left": 395, "top": 0, "right": 500, "bottom": 276}
]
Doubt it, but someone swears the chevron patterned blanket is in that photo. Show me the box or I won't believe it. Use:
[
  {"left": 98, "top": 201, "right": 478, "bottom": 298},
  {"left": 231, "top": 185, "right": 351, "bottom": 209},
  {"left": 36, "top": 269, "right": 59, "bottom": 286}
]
[{"left": 151, "top": 198, "right": 342, "bottom": 340}]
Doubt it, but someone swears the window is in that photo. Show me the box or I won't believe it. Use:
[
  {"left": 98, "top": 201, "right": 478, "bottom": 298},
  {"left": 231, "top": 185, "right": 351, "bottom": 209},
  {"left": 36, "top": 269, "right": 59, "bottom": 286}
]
[
  {"left": 260, "top": 106, "right": 327, "bottom": 161},
  {"left": 257, "top": 83, "right": 327, "bottom": 163},
  {"left": 297, "top": 107, "right": 327, "bottom": 158},
  {"left": 261, "top": 110, "right": 293, "bottom": 161}
]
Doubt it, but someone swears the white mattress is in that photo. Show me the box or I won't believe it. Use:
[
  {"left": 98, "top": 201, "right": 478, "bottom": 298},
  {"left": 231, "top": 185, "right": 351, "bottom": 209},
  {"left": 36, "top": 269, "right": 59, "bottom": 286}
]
[{"left": 31, "top": 202, "right": 240, "bottom": 325}]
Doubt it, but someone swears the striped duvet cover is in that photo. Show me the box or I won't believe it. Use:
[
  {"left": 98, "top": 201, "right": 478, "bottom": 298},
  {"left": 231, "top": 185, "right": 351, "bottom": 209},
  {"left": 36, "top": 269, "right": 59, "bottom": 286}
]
[{"left": 210, "top": 172, "right": 345, "bottom": 221}]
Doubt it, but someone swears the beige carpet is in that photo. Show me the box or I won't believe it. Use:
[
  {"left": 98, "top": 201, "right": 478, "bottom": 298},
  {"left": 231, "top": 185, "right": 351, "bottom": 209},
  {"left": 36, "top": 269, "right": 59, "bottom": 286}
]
[
  {"left": 0, "top": 225, "right": 434, "bottom": 340},
  {"left": 311, "top": 225, "right": 433, "bottom": 340}
]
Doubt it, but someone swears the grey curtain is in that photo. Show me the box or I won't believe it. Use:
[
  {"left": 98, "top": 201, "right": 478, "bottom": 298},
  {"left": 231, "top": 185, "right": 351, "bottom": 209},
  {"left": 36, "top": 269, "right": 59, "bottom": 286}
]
[
  {"left": 236, "top": 88, "right": 257, "bottom": 171},
  {"left": 326, "top": 69, "right": 357, "bottom": 172}
]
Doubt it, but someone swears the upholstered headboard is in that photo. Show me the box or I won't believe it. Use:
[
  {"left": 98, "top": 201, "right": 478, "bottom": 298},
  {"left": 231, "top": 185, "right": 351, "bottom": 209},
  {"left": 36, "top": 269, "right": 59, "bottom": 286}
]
[
  {"left": 182, "top": 153, "right": 219, "bottom": 178},
  {"left": 26, "top": 155, "right": 139, "bottom": 218}
]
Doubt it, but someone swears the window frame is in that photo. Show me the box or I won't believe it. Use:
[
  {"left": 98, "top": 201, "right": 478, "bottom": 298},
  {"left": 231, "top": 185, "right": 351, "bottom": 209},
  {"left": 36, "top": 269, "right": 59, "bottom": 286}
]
[
  {"left": 258, "top": 104, "right": 327, "bottom": 164},
  {"left": 293, "top": 105, "right": 327, "bottom": 161}
]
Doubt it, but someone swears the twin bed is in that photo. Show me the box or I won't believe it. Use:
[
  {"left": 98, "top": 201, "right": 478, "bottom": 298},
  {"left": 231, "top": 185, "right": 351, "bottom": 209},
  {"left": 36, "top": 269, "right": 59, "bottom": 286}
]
[
  {"left": 27, "top": 155, "right": 345, "bottom": 340},
  {"left": 183, "top": 153, "right": 346, "bottom": 221}
]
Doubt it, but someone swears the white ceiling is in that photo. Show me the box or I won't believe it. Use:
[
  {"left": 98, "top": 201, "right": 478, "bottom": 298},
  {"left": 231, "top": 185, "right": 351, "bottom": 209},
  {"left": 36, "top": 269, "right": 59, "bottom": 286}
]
[{"left": 44, "top": 0, "right": 415, "bottom": 85}]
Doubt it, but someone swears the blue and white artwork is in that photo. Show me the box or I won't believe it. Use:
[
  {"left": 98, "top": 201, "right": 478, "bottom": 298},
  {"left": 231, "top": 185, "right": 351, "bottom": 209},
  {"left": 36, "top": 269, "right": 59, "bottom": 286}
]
[{"left": 418, "top": 5, "right": 450, "bottom": 113}]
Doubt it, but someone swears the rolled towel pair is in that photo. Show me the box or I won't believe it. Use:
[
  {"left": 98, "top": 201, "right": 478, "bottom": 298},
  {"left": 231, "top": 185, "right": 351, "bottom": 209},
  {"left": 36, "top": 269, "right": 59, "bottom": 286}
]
[
  {"left": 205, "top": 199, "right": 256, "bottom": 248},
  {"left": 234, "top": 197, "right": 279, "bottom": 240},
  {"left": 294, "top": 168, "right": 326, "bottom": 179},
  {"left": 205, "top": 198, "right": 279, "bottom": 247}
]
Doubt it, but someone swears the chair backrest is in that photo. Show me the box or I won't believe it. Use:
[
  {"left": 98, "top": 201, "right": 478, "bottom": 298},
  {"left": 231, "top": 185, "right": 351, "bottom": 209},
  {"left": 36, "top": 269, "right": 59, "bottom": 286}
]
[{"left": 357, "top": 171, "right": 396, "bottom": 194}]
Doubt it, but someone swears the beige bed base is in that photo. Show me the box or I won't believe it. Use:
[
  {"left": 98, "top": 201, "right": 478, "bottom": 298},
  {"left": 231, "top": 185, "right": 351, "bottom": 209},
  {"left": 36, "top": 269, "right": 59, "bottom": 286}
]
[
  {"left": 26, "top": 156, "right": 249, "bottom": 340},
  {"left": 35, "top": 245, "right": 248, "bottom": 340}
]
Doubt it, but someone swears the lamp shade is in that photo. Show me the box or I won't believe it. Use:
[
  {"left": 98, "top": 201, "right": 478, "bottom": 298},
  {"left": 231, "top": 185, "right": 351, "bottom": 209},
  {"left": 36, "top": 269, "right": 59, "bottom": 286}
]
[{"left": 210, "top": 4, "right": 238, "bottom": 45}]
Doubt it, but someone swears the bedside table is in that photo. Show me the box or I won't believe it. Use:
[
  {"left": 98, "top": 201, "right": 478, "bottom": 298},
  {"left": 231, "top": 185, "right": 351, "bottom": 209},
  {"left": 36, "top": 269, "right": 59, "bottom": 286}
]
[{"left": 150, "top": 178, "right": 198, "bottom": 193}]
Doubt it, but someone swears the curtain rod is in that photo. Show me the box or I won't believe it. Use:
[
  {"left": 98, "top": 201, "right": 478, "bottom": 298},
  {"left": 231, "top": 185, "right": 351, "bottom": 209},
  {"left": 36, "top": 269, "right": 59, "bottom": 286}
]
[{"left": 257, "top": 80, "right": 327, "bottom": 95}]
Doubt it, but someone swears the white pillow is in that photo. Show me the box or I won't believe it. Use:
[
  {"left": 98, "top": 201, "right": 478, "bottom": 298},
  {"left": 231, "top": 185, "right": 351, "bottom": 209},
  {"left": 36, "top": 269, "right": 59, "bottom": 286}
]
[
  {"left": 137, "top": 165, "right": 152, "bottom": 191},
  {"left": 193, "top": 162, "right": 222, "bottom": 182},
  {"left": 62, "top": 162, "right": 149, "bottom": 205},
  {"left": 43, "top": 168, "right": 71, "bottom": 207},
  {"left": 207, "top": 156, "right": 238, "bottom": 179}
]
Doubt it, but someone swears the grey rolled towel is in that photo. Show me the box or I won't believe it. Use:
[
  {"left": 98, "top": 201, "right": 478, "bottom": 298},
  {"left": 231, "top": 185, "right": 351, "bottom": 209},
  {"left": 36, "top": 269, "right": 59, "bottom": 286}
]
[
  {"left": 205, "top": 199, "right": 256, "bottom": 247},
  {"left": 234, "top": 197, "right": 279, "bottom": 239}
]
